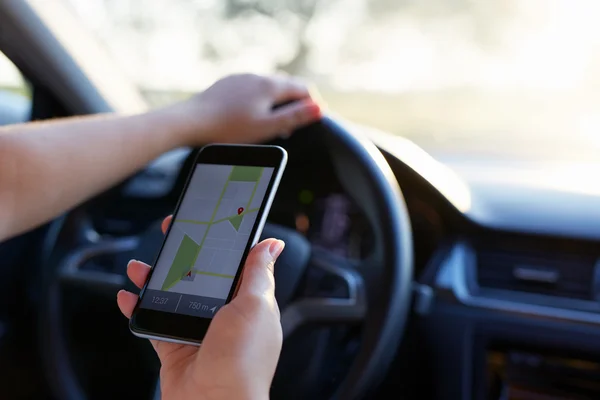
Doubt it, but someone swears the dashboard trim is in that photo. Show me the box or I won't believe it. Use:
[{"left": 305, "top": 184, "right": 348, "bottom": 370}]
[{"left": 356, "top": 124, "right": 600, "bottom": 242}]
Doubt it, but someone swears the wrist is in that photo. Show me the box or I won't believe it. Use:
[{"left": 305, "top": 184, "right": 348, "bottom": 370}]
[{"left": 146, "top": 97, "right": 213, "bottom": 148}]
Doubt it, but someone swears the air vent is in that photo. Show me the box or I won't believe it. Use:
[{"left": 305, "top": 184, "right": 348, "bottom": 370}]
[{"left": 476, "top": 248, "right": 598, "bottom": 300}]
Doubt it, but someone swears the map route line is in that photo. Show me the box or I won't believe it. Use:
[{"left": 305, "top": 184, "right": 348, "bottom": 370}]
[
  {"left": 162, "top": 167, "right": 235, "bottom": 290},
  {"left": 174, "top": 207, "right": 259, "bottom": 226},
  {"left": 174, "top": 220, "right": 209, "bottom": 225},
  {"left": 245, "top": 168, "right": 264, "bottom": 211},
  {"left": 161, "top": 166, "right": 265, "bottom": 291},
  {"left": 227, "top": 168, "right": 264, "bottom": 231},
  {"left": 192, "top": 270, "right": 235, "bottom": 279},
  {"left": 173, "top": 168, "right": 263, "bottom": 228},
  {"left": 213, "top": 208, "right": 257, "bottom": 226}
]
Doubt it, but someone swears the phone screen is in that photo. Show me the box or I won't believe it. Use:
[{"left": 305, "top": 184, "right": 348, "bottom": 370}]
[{"left": 139, "top": 163, "right": 274, "bottom": 318}]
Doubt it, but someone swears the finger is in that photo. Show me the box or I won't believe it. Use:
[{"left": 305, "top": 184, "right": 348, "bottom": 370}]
[
  {"left": 117, "top": 290, "right": 139, "bottom": 319},
  {"left": 127, "top": 260, "right": 151, "bottom": 289},
  {"left": 270, "top": 75, "right": 311, "bottom": 103},
  {"left": 236, "top": 239, "right": 285, "bottom": 298},
  {"left": 116, "top": 291, "right": 189, "bottom": 363},
  {"left": 269, "top": 99, "right": 321, "bottom": 135},
  {"left": 116, "top": 291, "right": 184, "bottom": 359},
  {"left": 161, "top": 215, "right": 173, "bottom": 234}
]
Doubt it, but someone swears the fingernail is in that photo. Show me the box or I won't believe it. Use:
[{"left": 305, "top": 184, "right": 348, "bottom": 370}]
[
  {"left": 305, "top": 101, "right": 322, "bottom": 118},
  {"left": 269, "top": 240, "right": 285, "bottom": 259},
  {"left": 127, "top": 259, "right": 136, "bottom": 267}
]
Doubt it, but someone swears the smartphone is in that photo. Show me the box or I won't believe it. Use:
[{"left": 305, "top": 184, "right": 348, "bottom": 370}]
[{"left": 130, "top": 144, "right": 287, "bottom": 345}]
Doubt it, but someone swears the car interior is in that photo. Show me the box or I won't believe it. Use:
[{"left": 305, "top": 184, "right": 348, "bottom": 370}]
[{"left": 1, "top": 1, "right": 600, "bottom": 400}]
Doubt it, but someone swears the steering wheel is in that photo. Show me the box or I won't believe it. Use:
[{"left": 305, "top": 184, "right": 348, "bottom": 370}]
[{"left": 38, "top": 117, "right": 413, "bottom": 400}]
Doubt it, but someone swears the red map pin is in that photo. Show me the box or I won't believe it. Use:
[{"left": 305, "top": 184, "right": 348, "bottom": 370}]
[{"left": 237, "top": 207, "right": 244, "bottom": 215}]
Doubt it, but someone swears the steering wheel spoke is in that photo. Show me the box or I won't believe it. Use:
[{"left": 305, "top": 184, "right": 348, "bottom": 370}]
[
  {"left": 58, "top": 236, "right": 139, "bottom": 295},
  {"left": 281, "top": 248, "right": 367, "bottom": 339}
]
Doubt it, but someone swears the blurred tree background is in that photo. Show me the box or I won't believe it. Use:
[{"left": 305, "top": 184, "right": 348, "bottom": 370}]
[
  {"left": 65, "top": 0, "right": 517, "bottom": 89},
  {"left": 33, "top": 0, "right": 600, "bottom": 156}
]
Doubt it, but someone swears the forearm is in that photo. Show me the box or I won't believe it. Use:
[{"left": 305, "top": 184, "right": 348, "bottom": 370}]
[
  {"left": 0, "top": 106, "right": 198, "bottom": 241},
  {"left": 0, "top": 73, "right": 321, "bottom": 242}
]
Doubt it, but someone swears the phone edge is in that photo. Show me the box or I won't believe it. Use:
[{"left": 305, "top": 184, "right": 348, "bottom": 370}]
[
  {"left": 130, "top": 330, "right": 202, "bottom": 346},
  {"left": 129, "top": 145, "right": 288, "bottom": 344}
]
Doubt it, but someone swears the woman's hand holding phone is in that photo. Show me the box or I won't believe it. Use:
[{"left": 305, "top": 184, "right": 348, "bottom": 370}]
[{"left": 117, "top": 216, "right": 285, "bottom": 400}]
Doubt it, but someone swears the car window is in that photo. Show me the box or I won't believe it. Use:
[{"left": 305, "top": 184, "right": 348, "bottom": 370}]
[
  {"left": 0, "top": 52, "right": 31, "bottom": 125},
  {"left": 57, "top": 0, "right": 600, "bottom": 159}
]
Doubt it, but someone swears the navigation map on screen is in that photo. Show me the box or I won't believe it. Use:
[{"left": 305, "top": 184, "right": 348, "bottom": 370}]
[{"left": 140, "top": 164, "right": 274, "bottom": 318}]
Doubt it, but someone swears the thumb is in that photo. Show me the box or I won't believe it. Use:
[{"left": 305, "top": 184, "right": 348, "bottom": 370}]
[
  {"left": 268, "top": 99, "right": 321, "bottom": 135},
  {"left": 236, "top": 239, "right": 285, "bottom": 298}
]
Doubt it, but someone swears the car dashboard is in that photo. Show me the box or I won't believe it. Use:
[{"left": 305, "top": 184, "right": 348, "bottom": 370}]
[
  {"left": 83, "top": 131, "right": 600, "bottom": 400},
  {"left": 373, "top": 134, "right": 600, "bottom": 399}
]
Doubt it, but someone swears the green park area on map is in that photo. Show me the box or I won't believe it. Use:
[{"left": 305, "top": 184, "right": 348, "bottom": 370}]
[{"left": 161, "top": 166, "right": 264, "bottom": 291}]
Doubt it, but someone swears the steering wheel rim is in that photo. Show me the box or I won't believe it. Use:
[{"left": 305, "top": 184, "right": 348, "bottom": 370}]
[
  {"left": 315, "top": 117, "right": 413, "bottom": 398},
  {"left": 38, "top": 116, "right": 413, "bottom": 400}
]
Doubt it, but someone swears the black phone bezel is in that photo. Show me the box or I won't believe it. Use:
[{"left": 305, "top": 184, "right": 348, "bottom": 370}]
[{"left": 130, "top": 144, "right": 286, "bottom": 343}]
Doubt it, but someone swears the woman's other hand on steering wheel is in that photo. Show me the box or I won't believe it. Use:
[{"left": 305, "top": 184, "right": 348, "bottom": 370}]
[
  {"left": 159, "top": 74, "right": 323, "bottom": 146},
  {"left": 117, "top": 215, "right": 284, "bottom": 400}
]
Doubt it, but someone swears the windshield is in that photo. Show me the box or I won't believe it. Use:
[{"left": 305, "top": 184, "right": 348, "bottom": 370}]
[{"left": 59, "top": 0, "right": 600, "bottom": 159}]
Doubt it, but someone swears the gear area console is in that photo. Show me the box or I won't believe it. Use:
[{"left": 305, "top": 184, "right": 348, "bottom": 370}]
[{"left": 481, "top": 346, "right": 600, "bottom": 399}]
